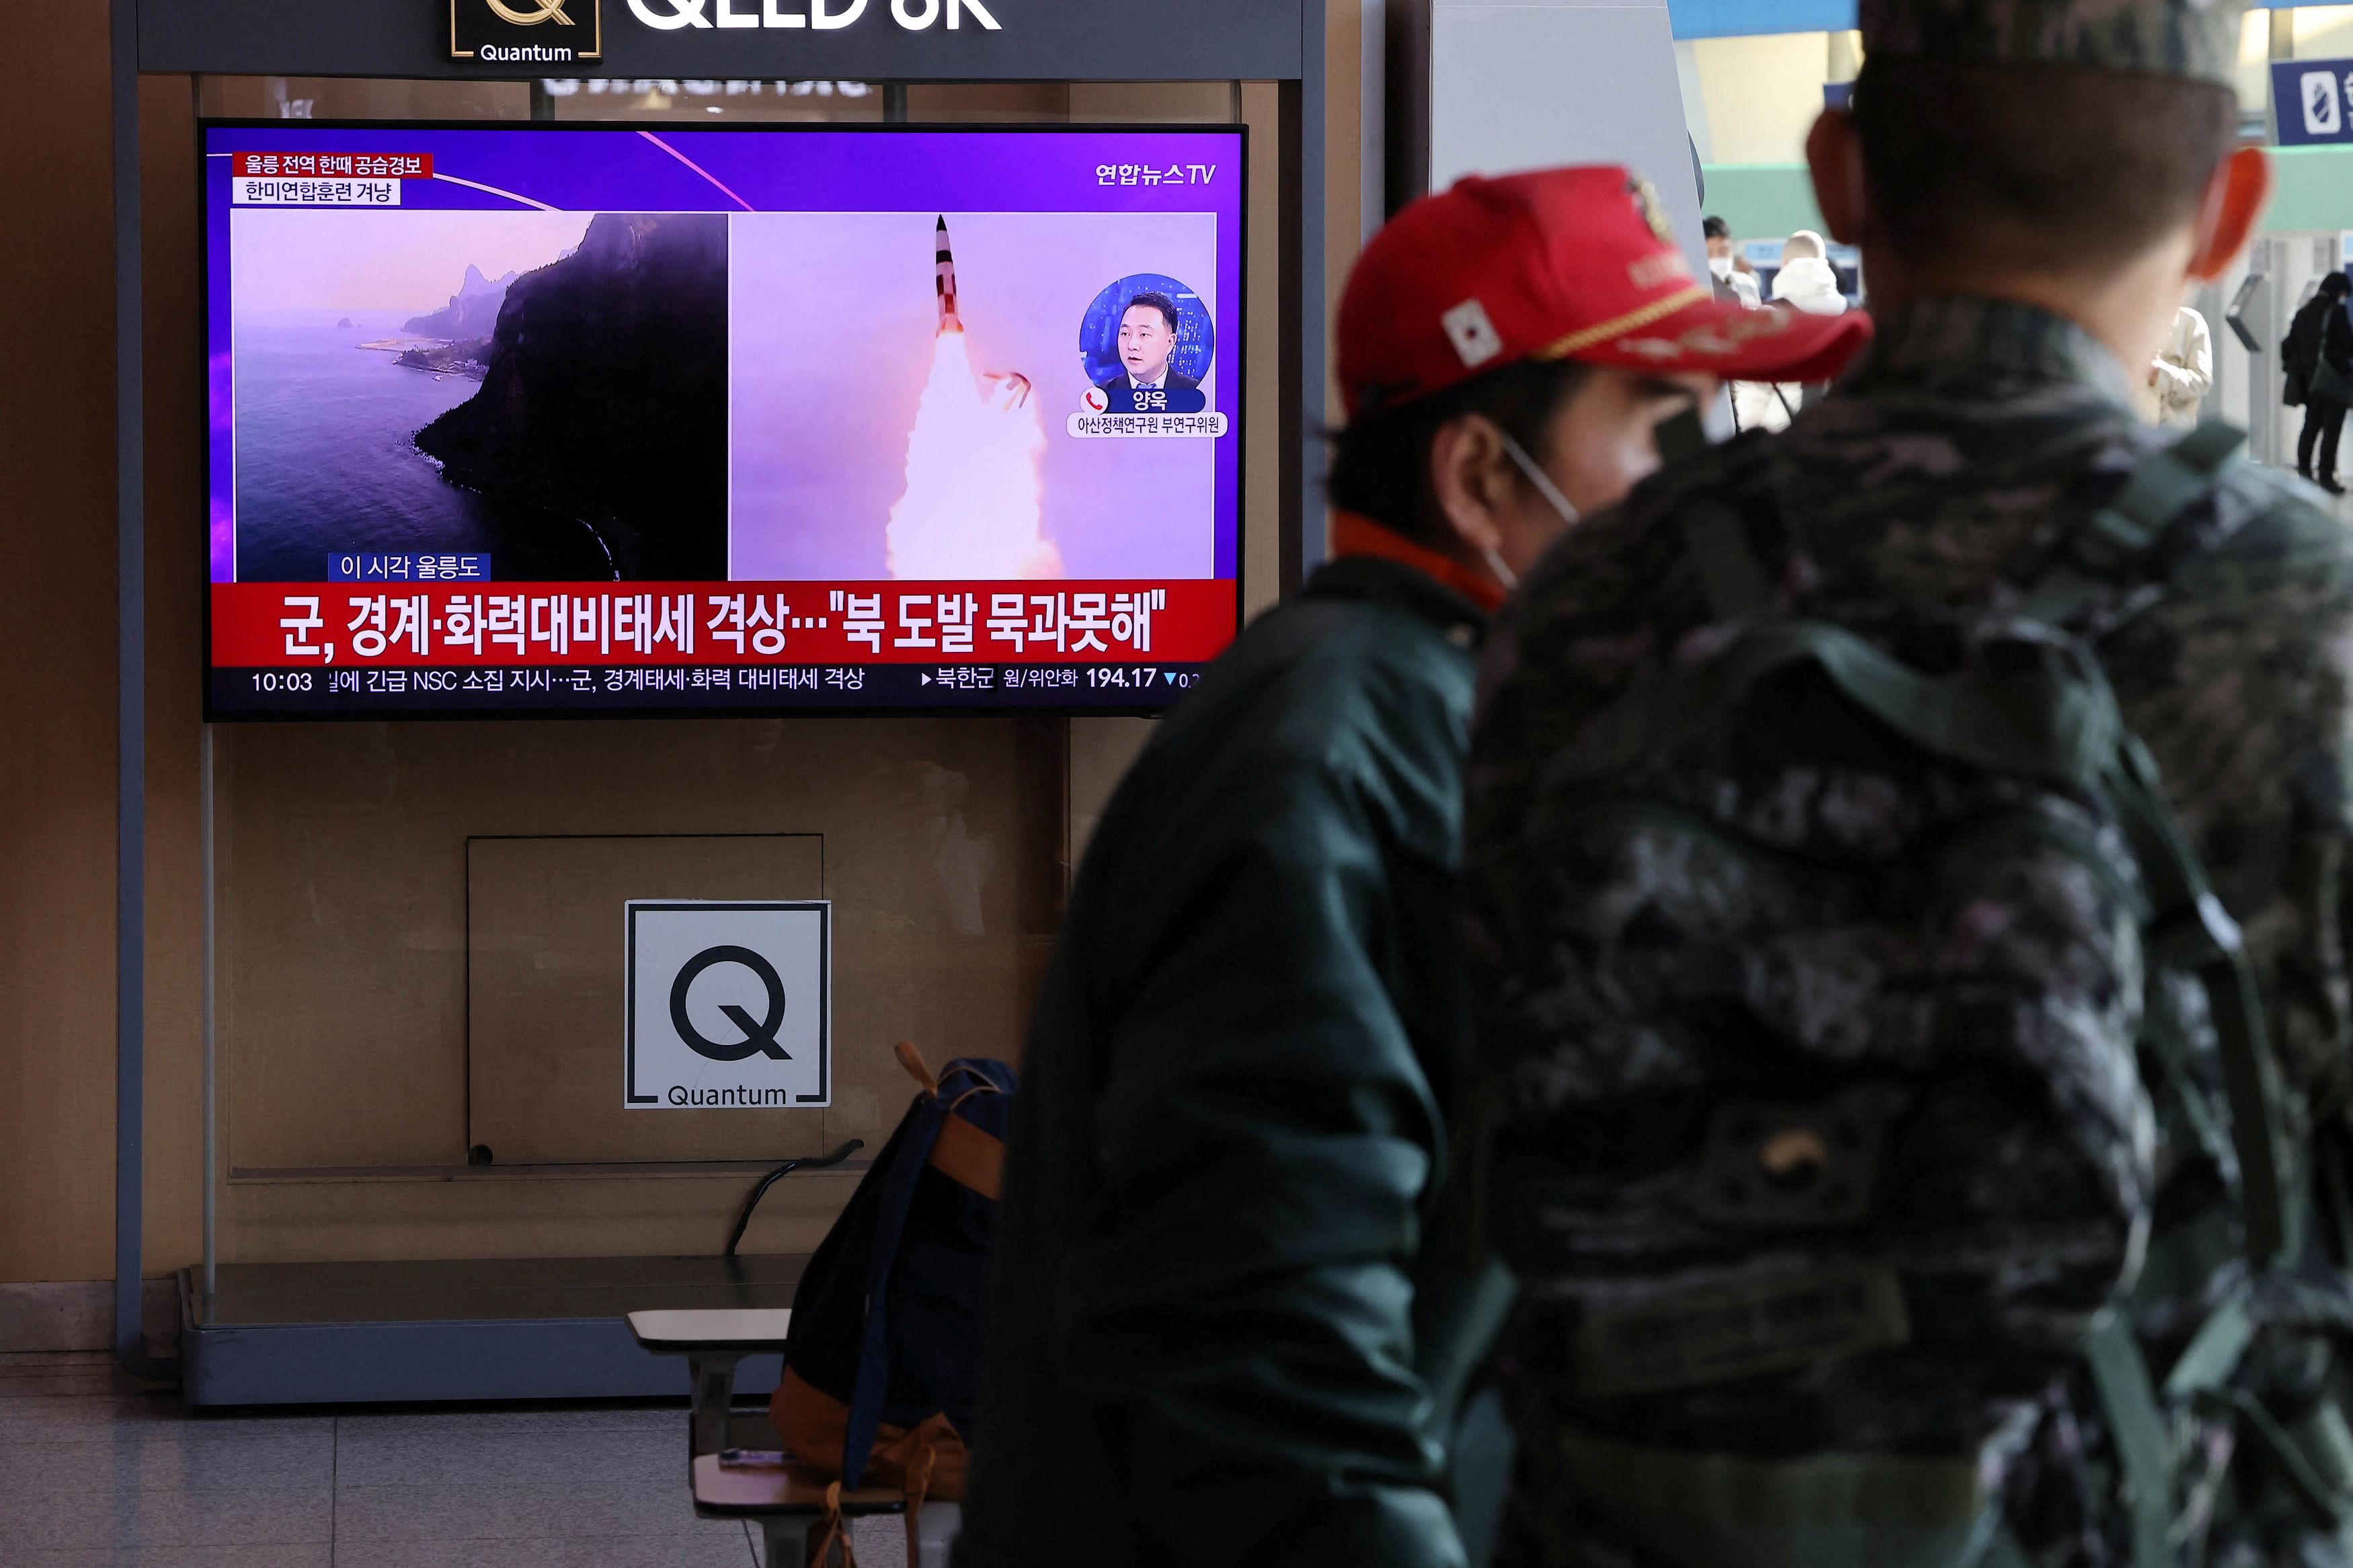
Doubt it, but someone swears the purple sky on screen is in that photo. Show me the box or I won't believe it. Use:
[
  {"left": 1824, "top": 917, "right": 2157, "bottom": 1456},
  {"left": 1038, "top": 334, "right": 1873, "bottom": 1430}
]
[{"left": 231, "top": 210, "right": 589, "bottom": 315}]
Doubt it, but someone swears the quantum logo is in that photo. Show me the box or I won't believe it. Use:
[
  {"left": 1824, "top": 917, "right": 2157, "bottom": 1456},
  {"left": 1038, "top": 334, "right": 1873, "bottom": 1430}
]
[
  {"left": 453, "top": 0, "right": 602, "bottom": 60},
  {"left": 486, "top": 0, "right": 575, "bottom": 22},
  {"left": 625, "top": 0, "right": 1000, "bottom": 30}
]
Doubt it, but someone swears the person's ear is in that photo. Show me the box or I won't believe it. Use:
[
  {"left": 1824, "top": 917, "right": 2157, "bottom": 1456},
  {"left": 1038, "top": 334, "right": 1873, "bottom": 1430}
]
[
  {"left": 1428, "top": 415, "right": 1513, "bottom": 557},
  {"left": 1805, "top": 109, "right": 1868, "bottom": 248},
  {"left": 2188, "top": 146, "right": 2270, "bottom": 283}
]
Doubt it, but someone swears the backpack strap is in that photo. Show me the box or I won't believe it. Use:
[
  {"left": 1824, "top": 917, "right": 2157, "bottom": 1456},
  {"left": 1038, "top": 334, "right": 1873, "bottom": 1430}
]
[
  {"left": 2012, "top": 422, "right": 2243, "bottom": 629},
  {"left": 2106, "top": 734, "right": 2295, "bottom": 1266},
  {"left": 838, "top": 1085, "right": 953, "bottom": 1487},
  {"left": 2070, "top": 421, "right": 2243, "bottom": 571},
  {"left": 834, "top": 1053, "right": 1012, "bottom": 1487},
  {"left": 2085, "top": 1309, "right": 2173, "bottom": 1568},
  {"left": 2051, "top": 426, "right": 2319, "bottom": 1567},
  {"left": 1551, "top": 618, "right": 2122, "bottom": 796},
  {"left": 2080, "top": 737, "right": 2295, "bottom": 1568},
  {"left": 2009, "top": 419, "right": 2294, "bottom": 1271}
]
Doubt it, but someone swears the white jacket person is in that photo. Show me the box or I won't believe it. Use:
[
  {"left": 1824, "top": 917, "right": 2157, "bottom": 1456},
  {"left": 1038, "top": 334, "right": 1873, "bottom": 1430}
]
[
  {"left": 1732, "top": 233, "right": 1849, "bottom": 434},
  {"left": 2135, "top": 304, "right": 2212, "bottom": 427}
]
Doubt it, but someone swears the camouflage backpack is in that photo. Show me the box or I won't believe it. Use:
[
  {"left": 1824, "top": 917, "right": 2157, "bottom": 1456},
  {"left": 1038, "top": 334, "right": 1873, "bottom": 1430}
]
[{"left": 1472, "top": 423, "right": 2353, "bottom": 1568}]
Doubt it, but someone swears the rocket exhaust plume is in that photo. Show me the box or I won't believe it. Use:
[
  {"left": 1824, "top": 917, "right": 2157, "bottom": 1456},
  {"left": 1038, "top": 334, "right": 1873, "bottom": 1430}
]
[{"left": 889, "top": 217, "right": 1062, "bottom": 580}]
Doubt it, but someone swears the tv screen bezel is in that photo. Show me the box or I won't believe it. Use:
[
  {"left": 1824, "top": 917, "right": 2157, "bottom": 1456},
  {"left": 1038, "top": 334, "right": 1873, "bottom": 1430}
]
[{"left": 197, "top": 116, "right": 1250, "bottom": 723}]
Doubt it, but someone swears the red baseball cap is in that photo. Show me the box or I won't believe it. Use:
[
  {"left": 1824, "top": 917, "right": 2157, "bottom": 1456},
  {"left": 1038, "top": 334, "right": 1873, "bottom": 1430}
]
[{"left": 1337, "top": 165, "right": 1873, "bottom": 421}]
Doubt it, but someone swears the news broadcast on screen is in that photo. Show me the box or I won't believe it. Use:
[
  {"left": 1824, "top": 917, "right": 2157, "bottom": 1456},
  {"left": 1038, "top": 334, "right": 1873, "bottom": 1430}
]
[{"left": 202, "top": 122, "right": 1245, "bottom": 716}]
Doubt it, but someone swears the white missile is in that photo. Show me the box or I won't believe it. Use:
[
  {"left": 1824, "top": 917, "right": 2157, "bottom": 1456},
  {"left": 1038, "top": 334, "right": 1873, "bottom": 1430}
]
[{"left": 934, "top": 215, "right": 963, "bottom": 335}]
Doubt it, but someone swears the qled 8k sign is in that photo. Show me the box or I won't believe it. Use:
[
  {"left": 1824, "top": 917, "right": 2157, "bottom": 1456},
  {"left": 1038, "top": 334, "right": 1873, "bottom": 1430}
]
[{"left": 202, "top": 122, "right": 1246, "bottom": 716}]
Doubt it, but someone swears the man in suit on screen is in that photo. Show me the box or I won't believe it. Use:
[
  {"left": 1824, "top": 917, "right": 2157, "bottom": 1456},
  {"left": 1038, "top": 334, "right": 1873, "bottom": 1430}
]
[{"left": 1096, "top": 292, "right": 1201, "bottom": 393}]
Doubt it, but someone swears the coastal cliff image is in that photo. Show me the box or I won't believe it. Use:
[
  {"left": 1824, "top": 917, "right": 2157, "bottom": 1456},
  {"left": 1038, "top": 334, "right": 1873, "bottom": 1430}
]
[
  {"left": 404, "top": 264, "right": 517, "bottom": 339},
  {"left": 416, "top": 212, "right": 729, "bottom": 581},
  {"left": 223, "top": 206, "right": 725, "bottom": 584}
]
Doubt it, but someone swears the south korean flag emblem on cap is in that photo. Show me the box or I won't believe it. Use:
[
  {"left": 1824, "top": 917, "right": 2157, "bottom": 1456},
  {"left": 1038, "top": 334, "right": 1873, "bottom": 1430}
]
[{"left": 1441, "top": 298, "right": 1505, "bottom": 368}]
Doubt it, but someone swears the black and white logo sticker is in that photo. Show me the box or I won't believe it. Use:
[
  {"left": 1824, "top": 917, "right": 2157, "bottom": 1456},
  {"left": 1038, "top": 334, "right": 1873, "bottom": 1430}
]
[{"left": 626, "top": 901, "right": 830, "bottom": 1108}]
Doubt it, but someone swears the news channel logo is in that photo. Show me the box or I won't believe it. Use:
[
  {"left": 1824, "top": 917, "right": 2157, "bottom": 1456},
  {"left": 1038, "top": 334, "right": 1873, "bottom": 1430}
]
[{"left": 1079, "top": 275, "right": 1214, "bottom": 414}]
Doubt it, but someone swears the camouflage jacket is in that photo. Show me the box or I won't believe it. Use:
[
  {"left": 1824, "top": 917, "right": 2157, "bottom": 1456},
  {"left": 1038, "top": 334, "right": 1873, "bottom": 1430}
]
[{"left": 1467, "top": 297, "right": 2353, "bottom": 1563}]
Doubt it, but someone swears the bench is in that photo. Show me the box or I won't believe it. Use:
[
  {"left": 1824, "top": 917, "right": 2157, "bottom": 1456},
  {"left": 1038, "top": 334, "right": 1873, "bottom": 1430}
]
[
  {"left": 692, "top": 1451, "right": 910, "bottom": 1567},
  {"left": 628, "top": 1307, "right": 797, "bottom": 1458},
  {"left": 629, "top": 1307, "right": 963, "bottom": 1566}
]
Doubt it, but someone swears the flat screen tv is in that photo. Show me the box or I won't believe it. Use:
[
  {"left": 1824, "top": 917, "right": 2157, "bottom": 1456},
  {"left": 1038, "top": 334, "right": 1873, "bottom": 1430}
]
[{"left": 202, "top": 120, "right": 1245, "bottom": 717}]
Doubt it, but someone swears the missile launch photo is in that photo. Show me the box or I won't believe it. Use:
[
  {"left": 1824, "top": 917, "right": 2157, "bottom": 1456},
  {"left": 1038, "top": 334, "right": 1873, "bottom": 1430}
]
[
  {"left": 727, "top": 208, "right": 1224, "bottom": 583},
  {"left": 888, "top": 216, "right": 1053, "bottom": 579},
  {"left": 936, "top": 216, "right": 962, "bottom": 335}
]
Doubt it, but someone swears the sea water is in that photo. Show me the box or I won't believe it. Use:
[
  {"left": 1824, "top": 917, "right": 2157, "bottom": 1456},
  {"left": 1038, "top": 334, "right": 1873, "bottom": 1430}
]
[{"left": 229, "top": 311, "right": 505, "bottom": 583}]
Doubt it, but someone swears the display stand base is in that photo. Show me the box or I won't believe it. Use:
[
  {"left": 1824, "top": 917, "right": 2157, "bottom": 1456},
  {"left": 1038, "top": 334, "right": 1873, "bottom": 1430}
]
[{"left": 178, "top": 1253, "right": 805, "bottom": 1407}]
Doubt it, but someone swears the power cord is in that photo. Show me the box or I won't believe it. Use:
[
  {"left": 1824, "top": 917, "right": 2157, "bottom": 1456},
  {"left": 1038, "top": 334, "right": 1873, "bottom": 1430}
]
[{"left": 724, "top": 1139, "right": 864, "bottom": 1258}]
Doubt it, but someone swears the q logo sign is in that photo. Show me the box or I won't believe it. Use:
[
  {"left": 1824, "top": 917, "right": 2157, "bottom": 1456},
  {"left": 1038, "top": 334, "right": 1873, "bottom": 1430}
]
[
  {"left": 452, "top": 0, "right": 603, "bottom": 60},
  {"left": 626, "top": 901, "right": 831, "bottom": 1110},
  {"left": 668, "top": 946, "right": 788, "bottom": 1062}
]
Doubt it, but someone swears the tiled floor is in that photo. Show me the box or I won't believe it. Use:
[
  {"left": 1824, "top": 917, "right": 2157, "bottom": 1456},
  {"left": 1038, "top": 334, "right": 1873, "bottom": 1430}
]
[{"left": 0, "top": 1352, "right": 912, "bottom": 1567}]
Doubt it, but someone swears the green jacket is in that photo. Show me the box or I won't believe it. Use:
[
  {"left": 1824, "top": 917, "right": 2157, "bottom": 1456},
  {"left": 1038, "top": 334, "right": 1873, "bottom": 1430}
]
[{"left": 957, "top": 555, "right": 1517, "bottom": 1568}]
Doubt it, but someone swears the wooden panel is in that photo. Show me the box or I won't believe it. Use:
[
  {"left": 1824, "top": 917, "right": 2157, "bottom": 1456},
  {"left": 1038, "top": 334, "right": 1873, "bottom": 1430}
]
[
  {"left": 222, "top": 1165, "right": 865, "bottom": 1263},
  {"left": 1069, "top": 718, "right": 1154, "bottom": 868},
  {"left": 467, "top": 835, "right": 827, "bottom": 1164},
  {"left": 1066, "top": 82, "right": 1234, "bottom": 123},
  {"left": 904, "top": 83, "right": 1072, "bottom": 121},
  {"left": 217, "top": 714, "right": 1064, "bottom": 1261},
  {"left": 0, "top": 0, "right": 127, "bottom": 1284}
]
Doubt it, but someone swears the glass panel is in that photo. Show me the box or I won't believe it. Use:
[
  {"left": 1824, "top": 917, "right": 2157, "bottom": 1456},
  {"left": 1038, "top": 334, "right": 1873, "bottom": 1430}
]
[
  {"left": 196, "top": 75, "right": 532, "bottom": 120},
  {"left": 545, "top": 77, "right": 887, "bottom": 121}
]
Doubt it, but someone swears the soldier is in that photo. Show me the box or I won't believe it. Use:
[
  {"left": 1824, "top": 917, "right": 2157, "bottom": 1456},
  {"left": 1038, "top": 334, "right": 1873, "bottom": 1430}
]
[{"left": 1466, "top": 3, "right": 2353, "bottom": 1565}]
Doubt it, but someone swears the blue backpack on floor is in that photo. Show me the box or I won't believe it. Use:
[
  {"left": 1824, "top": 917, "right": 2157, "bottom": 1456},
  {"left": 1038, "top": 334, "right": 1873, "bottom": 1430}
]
[{"left": 774, "top": 1040, "right": 1016, "bottom": 1503}]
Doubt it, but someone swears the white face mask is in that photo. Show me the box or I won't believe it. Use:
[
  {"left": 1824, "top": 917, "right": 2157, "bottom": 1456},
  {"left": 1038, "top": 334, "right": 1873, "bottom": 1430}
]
[{"left": 1488, "top": 431, "right": 1581, "bottom": 596}]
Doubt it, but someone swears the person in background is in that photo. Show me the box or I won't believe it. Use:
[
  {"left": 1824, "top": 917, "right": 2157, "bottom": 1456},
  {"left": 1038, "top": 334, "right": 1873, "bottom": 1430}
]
[
  {"left": 1768, "top": 229, "right": 1850, "bottom": 316},
  {"left": 2138, "top": 300, "right": 2212, "bottom": 425},
  {"left": 1731, "top": 231, "right": 1853, "bottom": 432},
  {"left": 2286, "top": 270, "right": 2353, "bottom": 491},
  {"left": 953, "top": 167, "right": 1866, "bottom": 1568},
  {"left": 1704, "top": 215, "right": 1761, "bottom": 308}
]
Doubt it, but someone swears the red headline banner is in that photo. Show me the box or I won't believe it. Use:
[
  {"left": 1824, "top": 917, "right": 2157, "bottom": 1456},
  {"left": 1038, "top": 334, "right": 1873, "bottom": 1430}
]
[
  {"left": 213, "top": 581, "right": 1238, "bottom": 669},
  {"left": 231, "top": 152, "right": 434, "bottom": 179}
]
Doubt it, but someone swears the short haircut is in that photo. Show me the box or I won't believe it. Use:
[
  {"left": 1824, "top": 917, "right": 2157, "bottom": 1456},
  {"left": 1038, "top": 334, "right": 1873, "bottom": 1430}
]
[
  {"left": 1852, "top": 56, "right": 2235, "bottom": 274},
  {"left": 2324, "top": 272, "right": 2353, "bottom": 302},
  {"left": 1122, "top": 292, "right": 1181, "bottom": 334},
  {"left": 1702, "top": 215, "right": 1730, "bottom": 241},
  {"left": 1326, "top": 358, "right": 1592, "bottom": 546}
]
